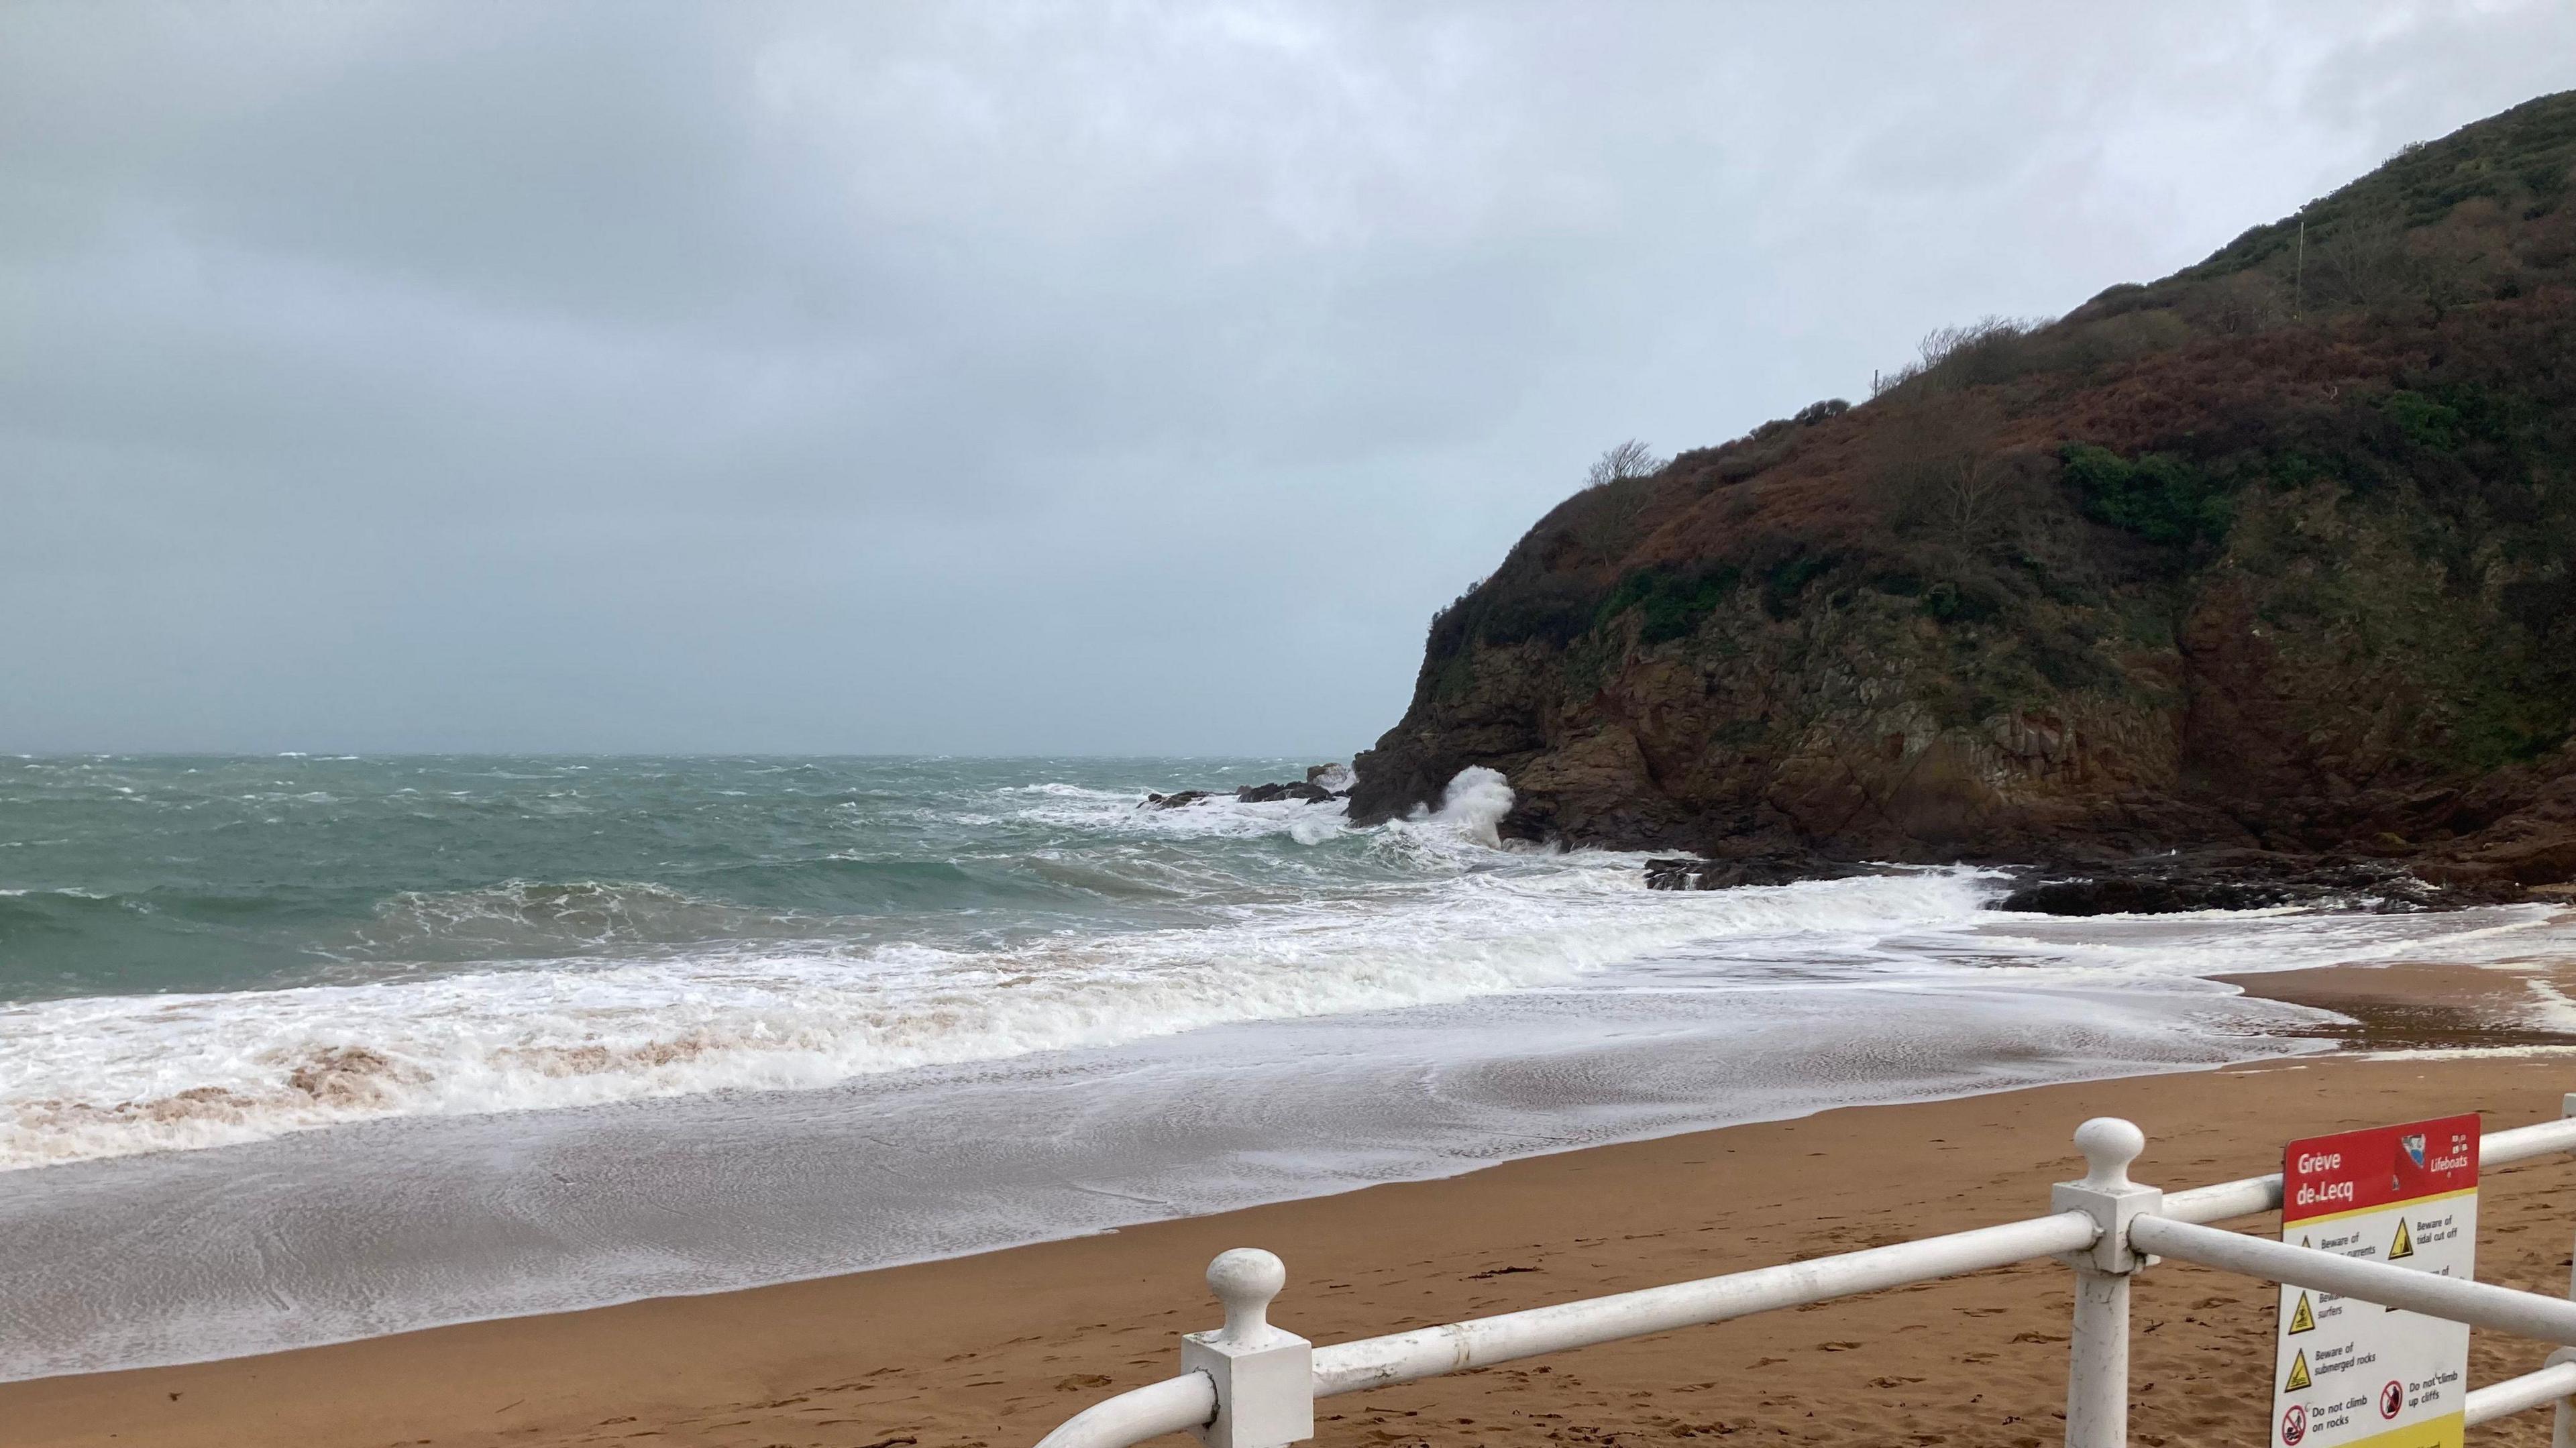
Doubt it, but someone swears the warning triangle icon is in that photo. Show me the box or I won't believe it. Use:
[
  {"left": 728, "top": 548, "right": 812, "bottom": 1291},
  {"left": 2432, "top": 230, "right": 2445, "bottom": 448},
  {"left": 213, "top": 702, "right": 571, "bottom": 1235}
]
[
  {"left": 2390, "top": 1218, "right": 2415, "bottom": 1260},
  {"left": 2288, "top": 1293, "right": 2317, "bottom": 1334},
  {"left": 2284, "top": 1349, "right": 2313, "bottom": 1393}
]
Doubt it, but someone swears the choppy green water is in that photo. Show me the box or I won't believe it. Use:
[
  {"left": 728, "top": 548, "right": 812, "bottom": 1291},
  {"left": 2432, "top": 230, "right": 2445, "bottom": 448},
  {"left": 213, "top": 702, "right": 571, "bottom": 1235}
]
[{"left": 1, "top": 755, "right": 1345, "bottom": 1001}]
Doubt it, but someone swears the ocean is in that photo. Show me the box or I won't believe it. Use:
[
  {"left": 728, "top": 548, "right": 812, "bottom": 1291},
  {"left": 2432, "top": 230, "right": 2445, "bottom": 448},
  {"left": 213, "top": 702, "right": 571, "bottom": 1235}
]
[{"left": 2, "top": 754, "right": 2568, "bottom": 1380}]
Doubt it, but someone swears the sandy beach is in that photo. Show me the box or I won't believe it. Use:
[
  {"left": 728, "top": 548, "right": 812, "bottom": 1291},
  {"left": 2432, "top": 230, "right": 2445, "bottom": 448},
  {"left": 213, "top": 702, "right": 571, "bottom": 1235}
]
[{"left": 3, "top": 956, "right": 2575, "bottom": 1448}]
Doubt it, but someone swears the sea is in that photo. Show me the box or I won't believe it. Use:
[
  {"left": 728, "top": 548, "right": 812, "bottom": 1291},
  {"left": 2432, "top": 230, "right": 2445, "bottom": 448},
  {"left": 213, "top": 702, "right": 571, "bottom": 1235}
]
[{"left": 3, "top": 754, "right": 2570, "bottom": 1382}]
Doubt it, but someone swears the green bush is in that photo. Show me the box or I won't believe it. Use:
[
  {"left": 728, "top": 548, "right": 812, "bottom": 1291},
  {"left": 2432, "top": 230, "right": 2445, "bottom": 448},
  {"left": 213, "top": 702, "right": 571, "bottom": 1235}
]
[
  {"left": 1599, "top": 565, "right": 1741, "bottom": 645},
  {"left": 1475, "top": 579, "right": 1601, "bottom": 649},
  {"left": 2059, "top": 444, "right": 2233, "bottom": 547},
  {"left": 1761, "top": 553, "right": 1834, "bottom": 619},
  {"left": 2382, "top": 390, "right": 2464, "bottom": 452}
]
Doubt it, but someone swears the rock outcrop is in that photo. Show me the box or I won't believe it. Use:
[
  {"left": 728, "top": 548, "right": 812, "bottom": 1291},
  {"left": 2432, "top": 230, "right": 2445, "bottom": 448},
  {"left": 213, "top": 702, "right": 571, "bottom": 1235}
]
[
  {"left": 1349, "top": 92, "right": 2576, "bottom": 890},
  {"left": 1642, "top": 854, "right": 1884, "bottom": 891},
  {"left": 1234, "top": 780, "right": 1336, "bottom": 804},
  {"left": 1140, "top": 769, "right": 1351, "bottom": 812},
  {"left": 1988, "top": 850, "right": 2526, "bottom": 916}
]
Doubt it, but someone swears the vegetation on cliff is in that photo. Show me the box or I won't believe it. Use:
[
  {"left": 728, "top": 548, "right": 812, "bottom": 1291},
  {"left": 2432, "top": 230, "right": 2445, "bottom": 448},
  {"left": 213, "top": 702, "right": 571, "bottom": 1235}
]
[{"left": 1350, "top": 91, "right": 2576, "bottom": 886}]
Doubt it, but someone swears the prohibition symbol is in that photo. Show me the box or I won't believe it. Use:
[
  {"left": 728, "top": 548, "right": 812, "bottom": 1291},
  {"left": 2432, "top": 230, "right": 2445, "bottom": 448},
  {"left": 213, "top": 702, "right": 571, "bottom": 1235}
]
[
  {"left": 2379, "top": 1380, "right": 2404, "bottom": 1418},
  {"left": 2390, "top": 1217, "right": 2415, "bottom": 1260},
  {"left": 2282, "top": 1349, "right": 2312, "bottom": 1392},
  {"left": 2286, "top": 1293, "right": 2316, "bottom": 1334},
  {"left": 2280, "top": 1403, "right": 2308, "bottom": 1445}
]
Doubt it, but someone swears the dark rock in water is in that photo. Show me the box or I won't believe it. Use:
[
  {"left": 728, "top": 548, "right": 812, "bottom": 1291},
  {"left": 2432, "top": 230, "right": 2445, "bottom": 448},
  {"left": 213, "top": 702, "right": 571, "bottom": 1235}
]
[
  {"left": 1644, "top": 854, "right": 1878, "bottom": 890},
  {"left": 1305, "top": 763, "right": 1356, "bottom": 795},
  {"left": 1144, "top": 779, "right": 1339, "bottom": 808},
  {"left": 1992, "top": 851, "right": 2526, "bottom": 916},
  {"left": 1236, "top": 781, "right": 1335, "bottom": 804}
]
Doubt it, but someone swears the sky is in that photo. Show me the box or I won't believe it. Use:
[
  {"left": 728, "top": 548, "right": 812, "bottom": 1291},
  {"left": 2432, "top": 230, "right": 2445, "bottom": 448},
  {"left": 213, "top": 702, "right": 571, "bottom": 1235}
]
[{"left": 4, "top": 2, "right": 2571, "bottom": 756}]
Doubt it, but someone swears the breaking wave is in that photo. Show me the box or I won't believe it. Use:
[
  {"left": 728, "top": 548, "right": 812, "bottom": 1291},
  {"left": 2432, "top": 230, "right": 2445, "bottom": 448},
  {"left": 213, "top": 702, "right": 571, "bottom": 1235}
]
[{"left": 0, "top": 761, "right": 2014, "bottom": 1167}]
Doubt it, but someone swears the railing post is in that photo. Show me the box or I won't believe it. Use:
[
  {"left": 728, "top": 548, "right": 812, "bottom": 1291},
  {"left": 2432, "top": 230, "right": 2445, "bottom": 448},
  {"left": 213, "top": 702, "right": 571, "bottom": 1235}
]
[
  {"left": 2555, "top": 1094, "right": 2576, "bottom": 1448},
  {"left": 1180, "top": 1249, "right": 1314, "bottom": 1448},
  {"left": 2051, "top": 1117, "right": 2161, "bottom": 1448}
]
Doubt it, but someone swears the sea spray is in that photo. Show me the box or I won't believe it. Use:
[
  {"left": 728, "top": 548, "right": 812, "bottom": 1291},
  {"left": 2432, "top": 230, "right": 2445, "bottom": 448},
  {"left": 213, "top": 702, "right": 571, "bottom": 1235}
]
[{"left": 1417, "top": 765, "right": 1515, "bottom": 847}]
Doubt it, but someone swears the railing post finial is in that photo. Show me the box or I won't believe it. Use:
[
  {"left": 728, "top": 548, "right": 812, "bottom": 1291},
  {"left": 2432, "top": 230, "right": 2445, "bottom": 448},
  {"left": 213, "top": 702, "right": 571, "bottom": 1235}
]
[
  {"left": 2072, "top": 1116, "right": 2145, "bottom": 1192},
  {"left": 1208, "top": 1247, "right": 1287, "bottom": 1345},
  {"left": 1183, "top": 1249, "right": 1313, "bottom": 1448}
]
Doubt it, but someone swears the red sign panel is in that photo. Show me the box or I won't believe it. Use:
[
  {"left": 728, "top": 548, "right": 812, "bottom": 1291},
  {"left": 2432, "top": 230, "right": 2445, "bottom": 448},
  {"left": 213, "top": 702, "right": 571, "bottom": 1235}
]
[{"left": 2282, "top": 1114, "right": 2479, "bottom": 1225}]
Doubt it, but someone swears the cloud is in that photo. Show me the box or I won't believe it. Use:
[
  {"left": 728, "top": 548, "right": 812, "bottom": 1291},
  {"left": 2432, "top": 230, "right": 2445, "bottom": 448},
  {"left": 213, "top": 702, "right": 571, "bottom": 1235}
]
[{"left": 2, "top": 0, "right": 2569, "bottom": 753}]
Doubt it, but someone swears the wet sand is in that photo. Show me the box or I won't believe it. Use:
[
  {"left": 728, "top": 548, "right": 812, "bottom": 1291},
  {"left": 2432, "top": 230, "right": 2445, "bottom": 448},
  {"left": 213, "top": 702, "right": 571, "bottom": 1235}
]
[{"left": 9, "top": 960, "right": 2576, "bottom": 1448}]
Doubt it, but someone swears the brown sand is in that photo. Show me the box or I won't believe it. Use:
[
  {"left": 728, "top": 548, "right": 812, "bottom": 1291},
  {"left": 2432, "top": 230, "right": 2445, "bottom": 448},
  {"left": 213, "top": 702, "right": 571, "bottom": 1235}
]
[
  {"left": 11, "top": 963, "right": 2576, "bottom": 1448},
  {"left": 2223, "top": 959, "right": 2576, "bottom": 1051}
]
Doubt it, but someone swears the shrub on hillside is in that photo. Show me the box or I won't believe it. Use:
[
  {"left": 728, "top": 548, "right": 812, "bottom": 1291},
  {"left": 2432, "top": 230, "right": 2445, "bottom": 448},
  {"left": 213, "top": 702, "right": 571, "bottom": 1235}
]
[
  {"left": 2059, "top": 444, "right": 2233, "bottom": 547},
  {"left": 1597, "top": 564, "right": 1741, "bottom": 645}
]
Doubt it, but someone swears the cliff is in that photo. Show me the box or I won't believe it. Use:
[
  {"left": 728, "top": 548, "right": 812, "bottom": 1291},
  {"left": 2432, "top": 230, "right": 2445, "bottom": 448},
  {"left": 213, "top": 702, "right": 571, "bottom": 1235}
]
[{"left": 1350, "top": 91, "right": 2576, "bottom": 887}]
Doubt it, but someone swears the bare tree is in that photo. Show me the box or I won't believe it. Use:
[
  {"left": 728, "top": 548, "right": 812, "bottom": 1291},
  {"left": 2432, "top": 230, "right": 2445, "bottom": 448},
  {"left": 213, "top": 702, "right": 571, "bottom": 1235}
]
[
  {"left": 1868, "top": 394, "right": 2016, "bottom": 547},
  {"left": 2306, "top": 221, "right": 2465, "bottom": 319},
  {"left": 1871, "top": 316, "right": 2041, "bottom": 397},
  {"left": 1585, "top": 439, "right": 1666, "bottom": 490}
]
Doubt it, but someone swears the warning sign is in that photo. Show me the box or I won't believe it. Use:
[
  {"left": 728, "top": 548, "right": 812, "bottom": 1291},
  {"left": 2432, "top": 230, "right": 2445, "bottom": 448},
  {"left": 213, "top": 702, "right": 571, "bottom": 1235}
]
[{"left": 2270, "top": 1114, "right": 2479, "bottom": 1448}]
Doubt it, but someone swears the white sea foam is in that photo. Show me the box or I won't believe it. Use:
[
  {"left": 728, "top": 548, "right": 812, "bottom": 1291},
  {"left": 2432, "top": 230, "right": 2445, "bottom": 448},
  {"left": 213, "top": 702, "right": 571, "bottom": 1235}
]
[
  {"left": 0, "top": 771, "right": 2010, "bottom": 1168},
  {"left": 1415, "top": 765, "right": 1515, "bottom": 847},
  {"left": 0, "top": 869, "right": 1994, "bottom": 1166},
  {"left": 1010, "top": 780, "right": 1352, "bottom": 845}
]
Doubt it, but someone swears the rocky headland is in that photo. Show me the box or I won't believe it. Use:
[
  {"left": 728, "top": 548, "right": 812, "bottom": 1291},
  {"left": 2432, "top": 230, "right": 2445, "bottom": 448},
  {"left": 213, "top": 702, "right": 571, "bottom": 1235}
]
[{"left": 1345, "top": 92, "right": 2576, "bottom": 909}]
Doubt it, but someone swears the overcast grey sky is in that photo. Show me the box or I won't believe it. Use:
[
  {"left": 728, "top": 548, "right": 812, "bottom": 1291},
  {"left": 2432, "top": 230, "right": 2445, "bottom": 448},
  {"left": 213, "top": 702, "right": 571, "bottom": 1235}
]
[{"left": 4, "top": 2, "right": 2570, "bottom": 755}]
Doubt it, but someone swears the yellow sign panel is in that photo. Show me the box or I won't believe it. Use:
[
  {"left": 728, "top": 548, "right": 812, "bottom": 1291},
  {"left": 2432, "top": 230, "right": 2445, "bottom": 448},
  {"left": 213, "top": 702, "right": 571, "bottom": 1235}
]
[{"left": 2327, "top": 1411, "right": 2464, "bottom": 1448}]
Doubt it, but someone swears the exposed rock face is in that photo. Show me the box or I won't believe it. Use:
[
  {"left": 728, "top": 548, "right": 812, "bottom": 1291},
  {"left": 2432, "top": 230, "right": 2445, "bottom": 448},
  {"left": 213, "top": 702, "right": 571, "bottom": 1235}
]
[
  {"left": 1140, "top": 773, "right": 1349, "bottom": 811},
  {"left": 1305, "top": 762, "right": 1356, "bottom": 791},
  {"left": 1351, "top": 93, "right": 2576, "bottom": 887},
  {"left": 1234, "top": 780, "right": 1336, "bottom": 804},
  {"left": 1642, "top": 854, "right": 1884, "bottom": 891}
]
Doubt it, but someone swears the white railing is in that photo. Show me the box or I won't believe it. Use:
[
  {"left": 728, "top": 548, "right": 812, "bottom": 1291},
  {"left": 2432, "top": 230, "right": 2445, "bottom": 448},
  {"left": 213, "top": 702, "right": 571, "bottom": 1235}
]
[{"left": 1032, "top": 1096, "right": 2576, "bottom": 1448}]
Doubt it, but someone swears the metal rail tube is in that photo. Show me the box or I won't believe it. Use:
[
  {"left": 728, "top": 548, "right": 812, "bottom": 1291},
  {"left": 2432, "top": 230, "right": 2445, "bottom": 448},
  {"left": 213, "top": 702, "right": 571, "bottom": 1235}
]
[
  {"left": 2162, "top": 1115, "right": 2576, "bottom": 1225},
  {"left": 2129, "top": 1216, "right": 2576, "bottom": 1342},
  {"left": 1030, "top": 1372, "right": 1215, "bottom": 1448},
  {"left": 2481, "top": 1115, "right": 2576, "bottom": 1168},
  {"left": 2159, "top": 1174, "right": 2279, "bottom": 1225},
  {"left": 2467, "top": 1361, "right": 2576, "bottom": 1426},
  {"left": 1311, "top": 1211, "right": 2098, "bottom": 1396}
]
